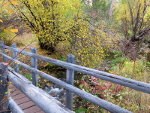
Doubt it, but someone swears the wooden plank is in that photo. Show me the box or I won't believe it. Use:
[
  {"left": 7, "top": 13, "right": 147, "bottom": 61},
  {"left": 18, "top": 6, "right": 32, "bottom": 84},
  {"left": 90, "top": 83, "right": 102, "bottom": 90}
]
[
  {"left": 23, "top": 105, "right": 43, "bottom": 113},
  {"left": 9, "top": 83, "right": 17, "bottom": 89},
  {"left": 11, "top": 91, "right": 22, "bottom": 97},
  {"left": 10, "top": 88, "right": 17, "bottom": 94},
  {"left": 15, "top": 97, "right": 30, "bottom": 105},
  {"left": 10, "top": 88, "right": 22, "bottom": 96},
  {"left": 36, "top": 111, "right": 45, "bottom": 113},
  {"left": 19, "top": 101, "right": 35, "bottom": 110},
  {"left": 12, "top": 93, "right": 26, "bottom": 100},
  {"left": 8, "top": 68, "right": 74, "bottom": 113}
]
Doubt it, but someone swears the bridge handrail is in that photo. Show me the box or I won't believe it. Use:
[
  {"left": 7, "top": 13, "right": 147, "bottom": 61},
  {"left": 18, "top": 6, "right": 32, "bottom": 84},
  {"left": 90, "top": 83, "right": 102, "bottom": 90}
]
[
  {"left": 2, "top": 45, "right": 150, "bottom": 94},
  {"left": 0, "top": 42, "right": 150, "bottom": 113},
  {"left": 3, "top": 53, "right": 131, "bottom": 113},
  {"left": 8, "top": 67, "right": 74, "bottom": 113}
]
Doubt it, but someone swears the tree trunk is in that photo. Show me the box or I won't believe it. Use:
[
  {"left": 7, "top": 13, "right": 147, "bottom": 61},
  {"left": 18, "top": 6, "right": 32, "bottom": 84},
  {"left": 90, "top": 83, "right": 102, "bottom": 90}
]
[{"left": 38, "top": 37, "right": 56, "bottom": 53}]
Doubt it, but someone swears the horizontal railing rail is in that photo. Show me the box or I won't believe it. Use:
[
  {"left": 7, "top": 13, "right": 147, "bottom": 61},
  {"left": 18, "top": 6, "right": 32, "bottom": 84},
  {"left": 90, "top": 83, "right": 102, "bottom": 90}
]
[
  {"left": 9, "top": 97, "right": 24, "bottom": 113},
  {"left": 2, "top": 45, "right": 150, "bottom": 94},
  {"left": 0, "top": 41, "right": 150, "bottom": 113}
]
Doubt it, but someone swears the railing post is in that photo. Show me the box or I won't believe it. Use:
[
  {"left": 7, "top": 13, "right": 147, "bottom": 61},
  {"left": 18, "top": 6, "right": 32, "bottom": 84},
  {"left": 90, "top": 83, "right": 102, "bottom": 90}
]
[
  {"left": 31, "top": 48, "right": 38, "bottom": 86},
  {"left": 12, "top": 44, "right": 19, "bottom": 73},
  {"left": 0, "top": 63, "right": 10, "bottom": 113},
  {"left": 0, "top": 41, "right": 7, "bottom": 62},
  {"left": 66, "top": 54, "right": 75, "bottom": 110}
]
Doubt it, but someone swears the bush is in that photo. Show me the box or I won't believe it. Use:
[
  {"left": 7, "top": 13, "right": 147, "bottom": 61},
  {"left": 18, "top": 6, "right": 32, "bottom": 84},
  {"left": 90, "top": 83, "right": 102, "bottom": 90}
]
[
  {"left": 0, "top": 29, "right": 16, "bottom": 45},
  {"left": 109, "top": 59, "right": 150, "bottom": 112},
  {"left": 76, "top": 58, "right": 150, "bottom": 112},
  {"left": 76, "top": 75, "right": 125, "bottom": 113},
  {"left": 25, "top": 73, "right": 32, "bottom": 81},
  {"left": 110, "top": 59, "right": 148, "bottom": 79}
]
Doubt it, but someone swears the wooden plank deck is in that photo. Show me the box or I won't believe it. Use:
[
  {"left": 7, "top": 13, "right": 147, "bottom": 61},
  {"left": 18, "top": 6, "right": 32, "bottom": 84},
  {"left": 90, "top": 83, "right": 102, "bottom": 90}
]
[{"left": 9, "top": 83, "right": 44, "bottom": 113}]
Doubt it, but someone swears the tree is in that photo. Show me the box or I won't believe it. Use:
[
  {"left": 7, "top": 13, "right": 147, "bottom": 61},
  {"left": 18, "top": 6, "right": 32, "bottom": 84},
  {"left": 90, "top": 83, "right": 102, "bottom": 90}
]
[
  {"left": 0, "top": 0, "right": 18, "bottom": 45},
  {"left": 115, "top": 0, "right": 150, "bottom": 41},
  {"left": 8, "top": 0, "right": 87, "bottom": 52},
  {"left": 6, "top": 0, "right": 116, "bottom": 68},
  {"left": 109, "top": 0, "right": 117, "bottom": 18}
]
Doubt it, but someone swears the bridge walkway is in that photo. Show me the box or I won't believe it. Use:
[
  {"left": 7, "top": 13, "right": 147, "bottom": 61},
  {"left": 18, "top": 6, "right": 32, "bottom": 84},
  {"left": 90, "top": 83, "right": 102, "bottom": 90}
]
[{"left": 9, "top": 83, "right": 44, "bottom": 113}]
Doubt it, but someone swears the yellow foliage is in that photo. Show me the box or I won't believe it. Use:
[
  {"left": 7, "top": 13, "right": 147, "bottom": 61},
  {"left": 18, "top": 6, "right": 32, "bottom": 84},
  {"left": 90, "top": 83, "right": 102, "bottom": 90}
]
[
  {"left": 0, "top": 29, "right": 16, "bottom": 45},
  {"left": 0, "top": 19, "right": 3, "bottom": 23},
  {"left": 3, "top": 28, "right": 18, "bottom": 33},
  {"left": 4, "top": 29, "right": 6, "bottom": 32},
  {"left": 114, "top": 0, "right": 150, "bottom": 39},
  {"left": 8, "top": 10, "right": 15, "bottom": 14},
  {"left": 10, "top": 29, "right": 18, "bottom": 32},
  {"left": 2, "top": 3, "right": 8, "bottom": 6},
  {"left": 11, "top": 1, "right": 19, "bottom": 5},
  {"left": 11, "top": 0, "right": 114, "bottom": 67}
]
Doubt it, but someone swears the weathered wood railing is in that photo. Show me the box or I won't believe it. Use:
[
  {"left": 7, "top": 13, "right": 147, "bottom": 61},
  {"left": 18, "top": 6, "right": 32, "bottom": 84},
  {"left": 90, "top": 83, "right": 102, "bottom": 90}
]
[
  {"left": 0, "top": 41, "right": 150, "bottom": 113},
  {"left": 0, "top": 64, "right": 74, "bottom": 113},
  {"left": 0, "top": 64, "right": 9, "bottom": 112}
]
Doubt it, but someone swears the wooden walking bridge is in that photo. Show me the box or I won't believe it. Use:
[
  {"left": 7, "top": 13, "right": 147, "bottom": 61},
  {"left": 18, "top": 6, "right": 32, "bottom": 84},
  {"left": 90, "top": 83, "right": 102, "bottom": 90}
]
[{"left": 0, "top": 41, "right": 150, "bottom": 113}]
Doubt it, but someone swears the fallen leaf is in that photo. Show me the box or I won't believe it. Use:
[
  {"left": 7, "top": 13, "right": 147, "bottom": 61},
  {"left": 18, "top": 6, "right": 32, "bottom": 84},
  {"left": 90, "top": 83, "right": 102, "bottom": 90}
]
[
  {"left": 11, "top": 1, "right": 19, "bottom": 5},
  {"left": 10, "top": 29, "right": 18, "bottom": 32}
]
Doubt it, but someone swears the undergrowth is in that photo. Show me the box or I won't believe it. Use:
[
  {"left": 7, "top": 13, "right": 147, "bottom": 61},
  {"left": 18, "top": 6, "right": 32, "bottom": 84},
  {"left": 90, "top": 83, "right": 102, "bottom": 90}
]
[{"left": 75, "top": 50, "right": 150, "bottom": 113}]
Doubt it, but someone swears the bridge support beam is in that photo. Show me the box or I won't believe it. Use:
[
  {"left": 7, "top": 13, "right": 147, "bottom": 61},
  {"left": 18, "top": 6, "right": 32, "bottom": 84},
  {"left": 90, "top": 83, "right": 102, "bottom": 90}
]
[
  {"left": 0, "top": 63, "right": 10, "bottom": 113},
  {"left": 0, "top": 41, "right": 7, "bottom": 62},
  {"left": 66, "top": 55, "right": 75, "bottom": 110},
  {"left": 12, "top": 44, "right": 19, "bottom": 73}
]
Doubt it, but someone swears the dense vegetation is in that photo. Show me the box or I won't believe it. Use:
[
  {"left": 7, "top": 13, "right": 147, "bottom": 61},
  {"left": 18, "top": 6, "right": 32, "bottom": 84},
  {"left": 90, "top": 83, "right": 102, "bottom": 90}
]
[{"left": 0, "top": 0, "right": 149, "bottom": 112}]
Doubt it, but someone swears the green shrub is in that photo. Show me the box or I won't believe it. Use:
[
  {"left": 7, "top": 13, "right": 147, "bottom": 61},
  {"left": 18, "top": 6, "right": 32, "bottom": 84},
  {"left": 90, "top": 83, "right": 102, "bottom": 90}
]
[
  {"left": 25, "top": 73, "right": 32, "bottom": 81},
  {"left": 58, "top": 56, "right": 67, "bottom": 61},
  {"left": 146, "top": 61, "right": 150, "bottom": 67},
  {"left": 109, "top": 59, "right": 150, "bottom": 112},
  {"left": 110, "top": 59, "right": 148, "bottom": 79},
  {"left": 0, "top": 29, "right": 16, "bottom": 45}
]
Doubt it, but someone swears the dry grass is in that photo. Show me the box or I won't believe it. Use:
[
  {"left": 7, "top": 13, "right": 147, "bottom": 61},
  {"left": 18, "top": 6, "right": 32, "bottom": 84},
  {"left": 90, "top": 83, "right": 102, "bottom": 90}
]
[
  {"left": 14, "top": 33, "right": 38, "bottom": 49},
  {"left": 110, "top": 60, "right": 150, "bottom": 113}
]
